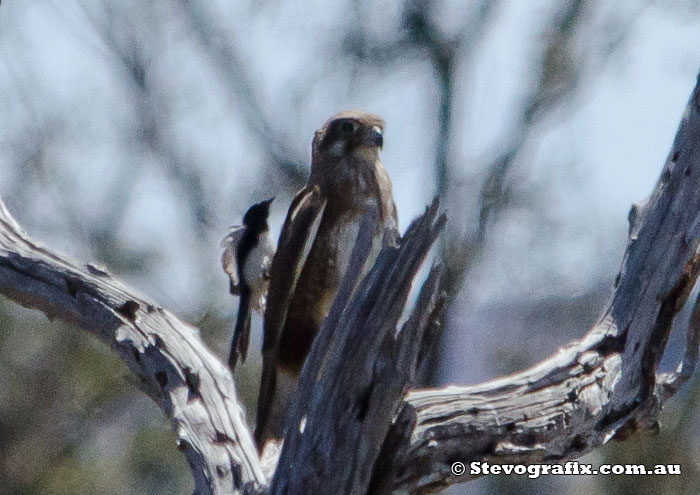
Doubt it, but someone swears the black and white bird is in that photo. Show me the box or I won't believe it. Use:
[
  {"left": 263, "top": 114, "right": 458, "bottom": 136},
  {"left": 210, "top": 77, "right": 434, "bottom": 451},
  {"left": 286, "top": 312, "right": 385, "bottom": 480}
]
[{"left": 221, "top": 198, "right": 274, "bottom": 371}]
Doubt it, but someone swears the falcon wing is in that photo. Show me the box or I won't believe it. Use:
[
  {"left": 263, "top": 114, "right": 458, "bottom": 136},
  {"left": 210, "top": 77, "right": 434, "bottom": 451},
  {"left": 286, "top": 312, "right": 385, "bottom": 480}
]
[
  {"left": 255, "top": 185, "right": 326, "bottom": 446},
  {"left": 221, "top": 226, "right": 245, "bottom": 295}
]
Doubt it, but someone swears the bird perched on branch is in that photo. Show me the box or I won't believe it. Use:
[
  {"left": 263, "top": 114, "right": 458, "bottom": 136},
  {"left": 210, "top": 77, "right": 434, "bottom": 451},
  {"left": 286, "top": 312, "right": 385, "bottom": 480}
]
[
  {"left": 256, "top": 110, "right": 398, "bottom": 449},
  {"left": 221, "top": 197, "right": 274, "bottom": 370}
]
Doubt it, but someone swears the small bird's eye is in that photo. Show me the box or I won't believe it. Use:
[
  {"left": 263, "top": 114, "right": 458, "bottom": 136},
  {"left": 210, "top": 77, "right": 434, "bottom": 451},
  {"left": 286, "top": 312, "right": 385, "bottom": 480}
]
[{"left": 340, "top": 121, "right": 354, "bottom": 133}]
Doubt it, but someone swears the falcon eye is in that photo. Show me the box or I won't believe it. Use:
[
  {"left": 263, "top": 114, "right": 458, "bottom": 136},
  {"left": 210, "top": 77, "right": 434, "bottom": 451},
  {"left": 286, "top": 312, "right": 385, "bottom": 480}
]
[{"left": 340, "top": 121, "right": 355, "bottom": 133}]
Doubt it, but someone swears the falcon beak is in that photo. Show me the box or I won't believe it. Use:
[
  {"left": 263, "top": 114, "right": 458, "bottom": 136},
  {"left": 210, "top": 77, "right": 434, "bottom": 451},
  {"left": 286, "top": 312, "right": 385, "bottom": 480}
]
[{"left": 366, "top": 126, "right": 383, "bottom": 148}]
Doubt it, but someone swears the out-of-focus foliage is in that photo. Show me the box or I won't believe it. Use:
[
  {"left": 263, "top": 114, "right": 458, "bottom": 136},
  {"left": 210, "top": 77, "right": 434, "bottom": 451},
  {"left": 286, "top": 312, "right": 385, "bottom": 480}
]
[
  {"left": 2, "top": 1, "right": 700, "bottom": 493},
  {"left": 0, "top": 303, "right": 191, "bottom": 494}
]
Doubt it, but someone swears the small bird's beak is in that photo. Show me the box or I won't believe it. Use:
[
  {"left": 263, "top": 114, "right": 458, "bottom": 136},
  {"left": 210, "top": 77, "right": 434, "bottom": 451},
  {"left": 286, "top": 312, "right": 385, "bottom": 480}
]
[
  {"left": 260, "top": 197, "right": 274, "bottom": 214},
  {"left": 366, "top": 126, "right": 383, "bottom": 148}
]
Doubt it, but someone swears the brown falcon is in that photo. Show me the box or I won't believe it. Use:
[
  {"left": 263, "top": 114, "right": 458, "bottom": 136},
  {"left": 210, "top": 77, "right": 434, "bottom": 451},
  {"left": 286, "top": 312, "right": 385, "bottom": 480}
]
[{"left": 255, "top": 110, "right": 398, "bottom": 449}]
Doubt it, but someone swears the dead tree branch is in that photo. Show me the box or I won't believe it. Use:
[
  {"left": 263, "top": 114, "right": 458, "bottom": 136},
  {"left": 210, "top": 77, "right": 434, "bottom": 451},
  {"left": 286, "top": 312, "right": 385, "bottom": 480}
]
[
  {"left": 2, "top": 73, "right": 700, "bottom": 494},
  {"left": 272, "top": 201, "right": 446, "bottom": 494},
  {"left": 0, "top": 201, "right": 265, "bottom": 495},
  {"left": 370, "top": 73, "right": 700, "bottom": 493}
]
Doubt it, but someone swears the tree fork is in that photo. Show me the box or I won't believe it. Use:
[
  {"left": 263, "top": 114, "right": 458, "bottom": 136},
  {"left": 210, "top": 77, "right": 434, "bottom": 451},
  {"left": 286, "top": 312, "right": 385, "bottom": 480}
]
[{"left": 3, "top": 73, "right": 700, "bottom": 493}]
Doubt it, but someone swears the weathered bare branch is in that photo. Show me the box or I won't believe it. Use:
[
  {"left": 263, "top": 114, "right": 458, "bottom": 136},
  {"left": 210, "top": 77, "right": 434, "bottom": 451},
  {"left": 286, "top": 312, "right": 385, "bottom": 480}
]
[
  {"left": 371, "top": 73, "right": 700, "bottom": 493},
  {"left": 657, "top": 289, "right": 700, "bottom": 401},
  {"left": 272, "top": 200, "right": 446, "bottom": 494},
  {"left": 0, "top": 201, "right": 264, "bottom": 495}
]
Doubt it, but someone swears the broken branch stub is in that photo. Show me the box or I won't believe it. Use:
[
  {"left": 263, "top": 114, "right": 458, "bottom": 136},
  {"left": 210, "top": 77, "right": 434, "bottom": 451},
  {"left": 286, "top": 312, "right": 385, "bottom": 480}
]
[{"left": 272, "top": 199, "right": 446, "bottom": 495}]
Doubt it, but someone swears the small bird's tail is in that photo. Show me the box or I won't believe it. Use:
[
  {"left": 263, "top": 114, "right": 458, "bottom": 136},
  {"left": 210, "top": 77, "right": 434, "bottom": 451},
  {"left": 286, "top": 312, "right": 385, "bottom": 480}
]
[{"left": 229, "top": 288, "right": 251, "bottom": 370}]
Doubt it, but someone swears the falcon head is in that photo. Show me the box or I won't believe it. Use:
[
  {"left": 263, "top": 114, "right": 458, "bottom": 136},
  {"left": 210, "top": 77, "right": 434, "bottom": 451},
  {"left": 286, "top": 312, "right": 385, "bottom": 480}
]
[{"left": 312, "top": 110, "right": 384, "bottom": 163}]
